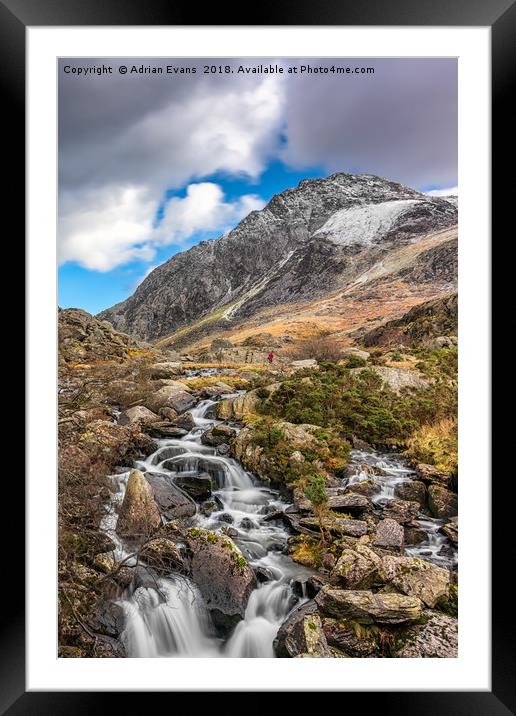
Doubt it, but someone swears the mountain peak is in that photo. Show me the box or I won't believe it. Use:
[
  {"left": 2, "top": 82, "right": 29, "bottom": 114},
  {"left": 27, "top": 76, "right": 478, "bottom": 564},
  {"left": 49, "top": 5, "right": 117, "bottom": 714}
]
[{"left": 98, "top": 173, "right": 457, "bottom": 344}]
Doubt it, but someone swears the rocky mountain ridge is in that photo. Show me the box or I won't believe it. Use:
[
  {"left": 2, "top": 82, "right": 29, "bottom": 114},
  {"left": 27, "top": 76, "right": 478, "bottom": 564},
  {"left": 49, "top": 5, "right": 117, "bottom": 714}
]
[{"left": 98, "top": 173, "right": 457, "bottom": 344}]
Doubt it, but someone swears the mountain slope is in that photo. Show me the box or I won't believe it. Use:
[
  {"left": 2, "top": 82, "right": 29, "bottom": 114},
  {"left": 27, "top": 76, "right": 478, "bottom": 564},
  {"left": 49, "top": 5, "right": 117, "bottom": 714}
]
[{"left": 98, "top": 173, "right": 457, "bottom": 343}]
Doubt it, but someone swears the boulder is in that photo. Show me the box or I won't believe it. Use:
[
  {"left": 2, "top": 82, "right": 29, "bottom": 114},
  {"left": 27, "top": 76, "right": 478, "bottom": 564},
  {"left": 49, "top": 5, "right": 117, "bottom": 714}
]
[
  {"left": 88, "top": 600, "right": 126, "bottom": 638},
  {"left": 382, "top": 499, "right": 420, "bottom": 524},
  {"left": 327, "top": 493, "right": 371, "bottom": 514},
  {"left": 315, "top": 586, "right": 423, "bottom": 624},
  {"left": 298, "top": 516, "right": 368, "bottom": 538},
  {"left": 186, "top": 528, "right": 256, "bottom": 629},
  {"left": 341, "top": 479, "right": 379, "bottom": 498},
  {"left": 145, "top": 385, "right": 196, "bottom": 415},
  {"left": 201, "top": 424, "right": 237, "bottom": 447},
  {"left": 173, "top": 412, "right": 196, "bottom": 431},
  {"left": 440, "top": 517, "right": 458, "bottom": 545},
  {"left": 146, "top": 422, "right": 189, "bottom": 438},
  {"left": 369, "top": 366, "right": 429, "bottom": 393},
  {"left": 379, "top": 556, "right": 450, "bottom": 608},
  {"left": 216, "top": 391, "right": 260, "bottom": 420},
  {"left": 415, "top": 463, "right": 452, "bottom": 487},
  {"left": 394, "top": 610, "right": 458, "bottom": 658},
  {"left": 140, "top": 537, "right": 187, "bottom": 573},
  {"left": 119, "top": 406, "right": 160, "bottom": 426},
  {"left": 145, "top": 471, "right": 196, "bottom": 519},
  {"left": 200, "top": 381, "right": 235, "bottom": 398},
  {"left": 291, "top": 359, "right": 318, "bottom": 369},
  {"left": 158, "top": 407, "right": 179, "bottom": 421},
  {"left": 274, "top": 602, "right": 331, "bottom": 658},
  {"left": 428, "top": 484, "right": 458, "bottom": 519},
  {"left": 394, "top": 480, "right": 427, "bottom": 506},
  {"left": 332, "top": 546, "right": 380, "bottom": 589},
  {"left": 341, "top": 348, "right": 371, "bottom": 361},
  {"left": 150, "top": 362, "right": 182, "bottom": 379},
  {"left": 373, "top": 518, "right": 404, "bottom": 552},
  {"left": 174, "top": 473, "right": 212, "bottom": 501},
  {"left": 116, "top": 469, "right": 161, "bottom": 537}
]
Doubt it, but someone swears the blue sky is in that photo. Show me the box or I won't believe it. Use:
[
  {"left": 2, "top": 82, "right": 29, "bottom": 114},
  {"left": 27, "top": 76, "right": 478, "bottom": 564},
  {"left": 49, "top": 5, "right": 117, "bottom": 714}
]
[{"left": 58, "top": 58, "right": 457, "bottom": 315}]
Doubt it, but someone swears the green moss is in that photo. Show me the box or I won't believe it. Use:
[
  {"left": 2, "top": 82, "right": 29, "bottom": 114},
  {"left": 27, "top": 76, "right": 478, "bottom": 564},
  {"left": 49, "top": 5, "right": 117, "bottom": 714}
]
[{"left": 259, "top": 356, "right": 457, "bottom": 448}]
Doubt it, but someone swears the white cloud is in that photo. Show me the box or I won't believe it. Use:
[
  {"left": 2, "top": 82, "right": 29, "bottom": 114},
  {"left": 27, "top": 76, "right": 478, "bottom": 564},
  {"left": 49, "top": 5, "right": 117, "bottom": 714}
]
[
  {"left": 154, "top": 183, "right": 265, "bottom": 245},
  {"left": 426, "top": 186, "right": 458, "bottom": 197},
  {"left": 59, "top": 73, "right": 281, "bottom": 271},
  {"left": 58, "top": 182, "right": 265, "bottom": 272},
  {"left": 58, "top": 185, "right": 157, "bottom": 271}
]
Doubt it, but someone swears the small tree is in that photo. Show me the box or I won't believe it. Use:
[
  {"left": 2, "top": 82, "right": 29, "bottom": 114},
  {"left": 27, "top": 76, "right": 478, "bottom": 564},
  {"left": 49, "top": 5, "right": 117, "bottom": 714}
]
[{"left": 303, "top": 473, "right": 329, "bottom": 544}]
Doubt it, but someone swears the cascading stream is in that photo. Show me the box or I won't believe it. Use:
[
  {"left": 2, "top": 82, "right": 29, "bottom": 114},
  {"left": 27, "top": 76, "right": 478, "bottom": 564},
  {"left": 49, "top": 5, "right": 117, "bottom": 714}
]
[{"left": 102, "top": 385, "right": 457, "bottom": 658}]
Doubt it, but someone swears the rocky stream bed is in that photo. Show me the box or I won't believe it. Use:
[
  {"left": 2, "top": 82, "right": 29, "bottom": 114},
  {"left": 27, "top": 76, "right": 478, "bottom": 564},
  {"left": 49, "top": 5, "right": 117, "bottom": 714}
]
[{"left": 92, "top": 372, "right": 458, "bottom": 659}]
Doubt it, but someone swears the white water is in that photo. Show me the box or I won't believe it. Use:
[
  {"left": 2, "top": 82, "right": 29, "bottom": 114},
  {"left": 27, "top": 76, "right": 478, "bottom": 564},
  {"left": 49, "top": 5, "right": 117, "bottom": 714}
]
[
  {"left": 102, "top": 393, "right": 457, "bottom": 658},
  {"left": 104, "top": 396, "right": 313, "bottom": 658},
  {"left": 344, "top": 449, "right": 457, "bottom": 569}
]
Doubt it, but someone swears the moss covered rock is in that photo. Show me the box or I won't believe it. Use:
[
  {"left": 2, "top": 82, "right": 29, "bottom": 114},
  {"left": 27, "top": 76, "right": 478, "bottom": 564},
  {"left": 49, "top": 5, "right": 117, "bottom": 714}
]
[
  {"left": 186, "top": 528, "right": 256, "bottom": 630},
  {"left": 316, "top": 586, "right": 423, "bottom": 624},
  {"left": 378, "top": 556, "right": 450, "bottom": 608}
]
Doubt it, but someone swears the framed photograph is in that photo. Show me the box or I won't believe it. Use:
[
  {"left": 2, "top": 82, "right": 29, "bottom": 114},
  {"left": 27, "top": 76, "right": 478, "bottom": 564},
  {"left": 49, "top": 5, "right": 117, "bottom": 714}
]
[{"left": 5, "top": 0, "right": 508, "bottom": 709}]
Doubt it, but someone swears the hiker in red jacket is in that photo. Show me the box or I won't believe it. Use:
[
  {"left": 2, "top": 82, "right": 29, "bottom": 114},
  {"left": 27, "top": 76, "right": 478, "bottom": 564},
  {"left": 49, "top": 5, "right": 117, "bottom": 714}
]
[{"left": 267, "top": 351, "right": 274, "bottom": 364}]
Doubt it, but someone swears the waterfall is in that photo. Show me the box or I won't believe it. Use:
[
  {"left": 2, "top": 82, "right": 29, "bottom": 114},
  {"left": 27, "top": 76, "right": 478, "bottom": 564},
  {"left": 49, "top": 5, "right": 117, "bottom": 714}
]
[{"left": 102, "top": 385, "right": 457, "bottom": 658}]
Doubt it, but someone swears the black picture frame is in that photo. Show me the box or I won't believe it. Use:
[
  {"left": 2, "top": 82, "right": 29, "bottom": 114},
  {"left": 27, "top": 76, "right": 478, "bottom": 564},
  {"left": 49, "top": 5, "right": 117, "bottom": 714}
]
[{"left": 5, "top": 0, "right": 508, "bottom": 711}]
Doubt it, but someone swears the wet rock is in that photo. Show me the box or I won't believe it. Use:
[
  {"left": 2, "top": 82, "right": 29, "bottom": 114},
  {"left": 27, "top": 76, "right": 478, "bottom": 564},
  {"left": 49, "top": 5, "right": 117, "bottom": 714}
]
[
  {"left": 218, "top": 512, "right": 234, "bottom": 524},
  {"left": 174, "top": 473, "right": 212, "bottom": 501},
  {"left": 393, "top": 610, "right": 458, "bottom": 657},
  {"left": 119, "top": 405, "right": 160, "bottom": 426},
  {"left": 415, "top": 463, "right": 452, "bottom": 487},
  {"left": 255, "top": 566, "right": 275, "bottom": 583},
  {"left": 440, "top": 517, "right": 458, "bottom": 545},
  {"left": 201, "top": 424, "right": 237, "bottom": 447},
  {"left": 240, "top": 517, "right": 258, "bottom": 530},
  {"left": 116, "top": 469, "right": 161, "bottom": 537},
  {"left": 88, "top": 600, "right": 126, "bottom": 638},
  {"left": 428, "top": 484, "right": 458, "bottom": 519},
  {"left": 394, "top": 480, "right": 427, "bottom": 506},
  {"left": 404, "top": 525, "right": 428, "bottom": 545},
  {"left": 146, "top": 422, "right": 189, "bottom": 438},
  {"left": 186, "top": 528, "right": 256, "bottom": 630},
  {"left": 382, "top": 499, "right": 420, "bottom": 524},
  {"left": 378, "top": 555, "right": 450, "bottom": 608},
  {"left": 274, "top": 601, "right": 331, "bottom": 657},
  {"left": 373, "top": 518, "right": 404, "bottom": 552},
  {"left": 315, "top": 586, "right": 423, "bottom": 624},
  {"left": 140, "top": 537, "right": 187, "bottom": 573},
  {"left": 216, "top": 443, "right": 230, "bottom": 455},
  {"left": 145, "top": 471, "right": 196, "bottom": 519},
  {"left": 332, "top": 546, "right": 380, "bottom": 589},
  {"left": 351, "top": 437, "right": 374, "bottom": 452},
  {"left": 199, "top": 496, "right": 223, "bottom": 516},
  {"left": 292, "top": 574, "right": 329, "bottom": 599}
]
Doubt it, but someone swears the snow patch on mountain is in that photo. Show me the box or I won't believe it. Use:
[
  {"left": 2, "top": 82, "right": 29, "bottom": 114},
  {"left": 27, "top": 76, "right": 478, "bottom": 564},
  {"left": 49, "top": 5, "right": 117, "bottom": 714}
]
[{"left": 313, "top": 199, "right": 421, "bottom": 246}]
